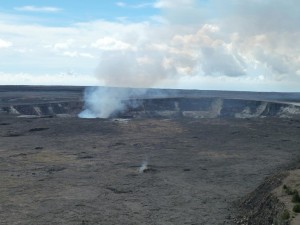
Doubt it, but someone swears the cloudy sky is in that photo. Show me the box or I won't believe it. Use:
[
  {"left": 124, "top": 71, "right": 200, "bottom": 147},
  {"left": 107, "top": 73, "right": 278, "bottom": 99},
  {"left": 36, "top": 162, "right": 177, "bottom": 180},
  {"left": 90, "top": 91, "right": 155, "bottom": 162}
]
[{"left": 0, "top": 0, "right": 299, "bottom": 92}]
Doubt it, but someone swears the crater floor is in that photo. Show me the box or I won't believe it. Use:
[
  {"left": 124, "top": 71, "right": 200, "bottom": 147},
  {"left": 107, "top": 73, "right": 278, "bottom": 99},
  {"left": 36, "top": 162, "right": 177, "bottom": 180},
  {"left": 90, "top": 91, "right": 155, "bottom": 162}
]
[{"left": 1, "top": 116, "right": 300, "bottom": 225}]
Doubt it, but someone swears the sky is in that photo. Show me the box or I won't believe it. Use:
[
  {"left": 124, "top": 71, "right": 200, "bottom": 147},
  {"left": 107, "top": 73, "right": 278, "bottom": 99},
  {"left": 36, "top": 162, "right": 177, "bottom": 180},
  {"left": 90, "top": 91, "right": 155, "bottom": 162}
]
[{"left": 0, "top": 0, "right": 300, "bottom": 92}]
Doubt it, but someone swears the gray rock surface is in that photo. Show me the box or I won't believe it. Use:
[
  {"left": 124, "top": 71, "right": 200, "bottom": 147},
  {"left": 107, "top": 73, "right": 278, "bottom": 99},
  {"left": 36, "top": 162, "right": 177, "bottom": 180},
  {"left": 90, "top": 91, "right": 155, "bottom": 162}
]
[{"left": 1, "top": 116, "right": 300, "bottom": 225}]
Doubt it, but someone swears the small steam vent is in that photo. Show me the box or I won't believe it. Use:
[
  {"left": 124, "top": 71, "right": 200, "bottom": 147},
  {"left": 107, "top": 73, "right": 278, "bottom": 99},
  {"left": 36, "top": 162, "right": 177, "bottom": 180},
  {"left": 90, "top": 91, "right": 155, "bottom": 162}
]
[
  {"left": 138, "top": 160, "right": 157, "bottom": 173},
  {"left": 138, "top": 160, "right": 148, "bottom": 173}
]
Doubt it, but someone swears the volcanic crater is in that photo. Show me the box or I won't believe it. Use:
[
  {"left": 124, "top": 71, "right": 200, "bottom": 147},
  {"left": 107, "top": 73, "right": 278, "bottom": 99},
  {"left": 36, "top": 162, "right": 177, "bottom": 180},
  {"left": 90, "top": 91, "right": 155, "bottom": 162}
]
[{"left": 1, "top": 86, "right": 300, "bottom": 225}]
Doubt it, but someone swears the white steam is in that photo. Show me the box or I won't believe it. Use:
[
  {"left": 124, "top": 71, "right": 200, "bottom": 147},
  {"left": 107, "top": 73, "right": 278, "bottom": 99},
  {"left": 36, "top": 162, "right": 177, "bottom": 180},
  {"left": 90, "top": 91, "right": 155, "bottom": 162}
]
[
  {"left": 78, "top": 0, "right": 300, "bottom": 118},
  {"left": 138, "top": 160, "right": 148, "bottom": 173},
  {"left": 78, "top": 87, "right": 145, "bottom": 118}
]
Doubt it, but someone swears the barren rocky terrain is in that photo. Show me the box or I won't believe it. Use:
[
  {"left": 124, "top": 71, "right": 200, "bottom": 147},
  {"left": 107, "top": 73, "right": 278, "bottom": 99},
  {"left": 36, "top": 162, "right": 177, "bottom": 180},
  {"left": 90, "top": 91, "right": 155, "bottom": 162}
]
[{"left": 1, "top": 86, "right": 300, "bottom": 225}]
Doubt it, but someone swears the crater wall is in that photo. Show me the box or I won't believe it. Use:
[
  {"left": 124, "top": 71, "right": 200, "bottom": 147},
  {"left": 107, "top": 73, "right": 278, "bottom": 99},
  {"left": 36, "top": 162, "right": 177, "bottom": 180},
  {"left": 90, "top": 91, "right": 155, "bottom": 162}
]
[
  {"left": 0, "top": 101, "right": 82, "bottom": 117},
  {"left": 118, "top": 98, "right": 300, "bottom": 119},
  {"left": 1, "top": 97, "right": 299, "bottom": 119}
]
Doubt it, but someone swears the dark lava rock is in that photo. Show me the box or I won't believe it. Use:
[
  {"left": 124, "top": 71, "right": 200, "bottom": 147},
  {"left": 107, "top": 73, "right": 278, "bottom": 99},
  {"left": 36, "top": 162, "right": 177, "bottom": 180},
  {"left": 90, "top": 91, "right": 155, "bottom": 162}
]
[{"left": 29, "top": 127, "right": 49, "bottom": 132}]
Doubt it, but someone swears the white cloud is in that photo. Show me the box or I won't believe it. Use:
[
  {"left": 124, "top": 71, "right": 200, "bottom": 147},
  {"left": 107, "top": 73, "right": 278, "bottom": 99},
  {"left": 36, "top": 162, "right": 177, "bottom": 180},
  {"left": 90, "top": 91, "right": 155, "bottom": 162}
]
[
  {"left": 62, "top": 51, "right": 95, "bottom": 58},
  {"left": 14, "top": 5, "right": 62, "bottom": 13},
  {"left": 132, "top": 3, "right": 154, "bottom": 8},
  {"left": 0, "top": 72, "right": 99, "bottom": 86},
  {"left": 0, "top": 38, "right": 12, "bottom": 48},
  {"left": 91, "top": 37, "right": 136, "bottom": 51},
  {"left": 1, "top": 1, "right": 300, "bottom": 91},
  {"left": 54, "top": 40, "right": 74, "bottom": 50},
  {"left": 115, "top": 1, "right": 153, "bottom": 9},
  {"left": 154, "top": 0, "right": 195, "bottom": 8},
  {"left": 79, "top": 53, "right": 95, "bottom": 59},
  {"left": 154, "top": 0, "right": 206, "bottom": 25},
  {"left": 62, "top": 51, "right": 78, "bottom": 58},
  {"left": 15, "top": 48, "right": 33, "bottom": 53},
  {"left": 115, "top": 2, "right": 126, "bottom": 7}
]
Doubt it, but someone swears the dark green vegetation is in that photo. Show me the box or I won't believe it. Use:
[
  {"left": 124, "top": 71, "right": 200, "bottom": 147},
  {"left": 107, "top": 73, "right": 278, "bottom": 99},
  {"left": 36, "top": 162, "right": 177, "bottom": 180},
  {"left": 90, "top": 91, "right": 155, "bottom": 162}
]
[
  {"left": 293, "top": 204, "right": 300, "bottom": 213},
  {"left": 292, "top": 191, "right": 300, "bottom": 203},
  {"left": 281, "top": 209, "right": 290, "bottom": 220}
]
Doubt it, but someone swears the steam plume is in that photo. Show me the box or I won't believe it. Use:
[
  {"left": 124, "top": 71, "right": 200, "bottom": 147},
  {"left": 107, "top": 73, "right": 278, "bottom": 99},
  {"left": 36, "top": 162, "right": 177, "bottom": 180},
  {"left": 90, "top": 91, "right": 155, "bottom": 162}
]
[
  {"left": 78, "top": 87, "right": 146, "bottom": 118},
  {"left": 78, "top": 0, "right": 300, "bottom": 118}
]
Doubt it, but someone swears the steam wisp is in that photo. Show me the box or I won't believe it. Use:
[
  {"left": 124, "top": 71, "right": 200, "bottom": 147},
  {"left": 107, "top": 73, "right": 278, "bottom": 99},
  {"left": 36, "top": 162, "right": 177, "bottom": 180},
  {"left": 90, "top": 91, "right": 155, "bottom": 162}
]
[{"left": 138, "top": 160, "right": 148, "bottom": 173}]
